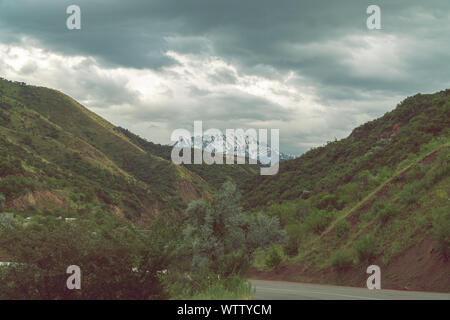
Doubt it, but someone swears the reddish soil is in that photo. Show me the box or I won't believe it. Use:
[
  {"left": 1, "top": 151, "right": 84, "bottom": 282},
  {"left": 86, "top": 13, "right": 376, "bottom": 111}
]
[
  {"left": 420, "top": 148, "right": 442, "bottom": 165},
  {"left": 176, "top": 180, "right": 201, "bottom": 203},
  {"left": 7, "top": 190, "right": 66, "bottom": 210}
]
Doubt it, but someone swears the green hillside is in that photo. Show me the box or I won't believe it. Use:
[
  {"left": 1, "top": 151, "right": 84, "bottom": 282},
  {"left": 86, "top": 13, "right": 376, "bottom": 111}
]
[
  {"left": 0, "top": 78, "right": 281, "bottom": 299},
  {"left": 0, "top": 77, "right": 448, "bottom": 293},
  {"left": 246, "top": 90, "right": 450, "bottom": 292},
  {"left": 115, "top": 126, "right": 259, "bottom": 189},
  {"left": 0, "top": 78, "right": 210, "bottom": 222},
  {"left": 242, "top": 90, "right": 449, "bottom": 208}
]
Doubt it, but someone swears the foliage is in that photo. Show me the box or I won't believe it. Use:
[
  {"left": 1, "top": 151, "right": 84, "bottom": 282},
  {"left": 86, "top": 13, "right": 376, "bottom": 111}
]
[
  {"left": 182, "top": 182, "right": 286, "bottom": 278},
  {"left": 335, "top": 220, "right": 350, "bottom": 238},
  {"left": 353, "top": 234, "right": 377, "bottom": 263},
  {"left": 0, "top": 78, "right": 210, "bottom": 219},
  {"left": 432, "top": 206, "right": 450, "bottom": 259},
  {"left": 265, "top": 246, "right": 284, "bottom": 269},
  {"left": 304, "top": 210, "right": 333, "bottom": 234},
  {"left": 330, "top": 250, "right": 353, "bottom": 271},
  {"left": 398, "top": 182, "right": 423, "bottom": 207},
  {"left": 283, "top": 236, "right": 299, "bottom": 257},
  {"left": 370, "top": 201, "right": 400, "bottom": 223},
  {"left": 242, "top": 90, "right": 450, "bottom": 210},
  {"left": 0, "top": 214, "right": 176, "bottom": 299},
  {"left": 246, "top": 212, "right": 287, "bottom": 253},
  {"left": 171, "top": 275, "right": 254, "bottom": 300}
]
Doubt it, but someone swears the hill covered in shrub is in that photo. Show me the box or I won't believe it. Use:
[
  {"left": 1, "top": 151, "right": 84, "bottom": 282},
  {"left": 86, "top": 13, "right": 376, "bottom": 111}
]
[{"left": 244, "top": 89, "right": 450, "bottom": 292}]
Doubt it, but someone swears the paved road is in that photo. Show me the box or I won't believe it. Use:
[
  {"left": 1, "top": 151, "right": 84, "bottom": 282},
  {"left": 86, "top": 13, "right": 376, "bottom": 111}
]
[{"left": 249, "top": 280, "right": 450, "bottom": 300}]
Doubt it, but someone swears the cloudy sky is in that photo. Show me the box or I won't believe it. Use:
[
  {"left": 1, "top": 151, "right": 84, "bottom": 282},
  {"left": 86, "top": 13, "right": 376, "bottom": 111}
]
[{"left": 0, "top": 0, "right": 449, "bottom": 154}]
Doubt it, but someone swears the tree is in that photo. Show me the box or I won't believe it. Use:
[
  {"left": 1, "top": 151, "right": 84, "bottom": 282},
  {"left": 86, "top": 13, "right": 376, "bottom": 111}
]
[
  {"left": 182, "top": 182, "right": 286, "bottom": 278},
  {"left": 246, "top": 213, "right": 287, "bottom": 254},
  {"left": 0, "top": 214, "right": 173, "bottom": 299}
]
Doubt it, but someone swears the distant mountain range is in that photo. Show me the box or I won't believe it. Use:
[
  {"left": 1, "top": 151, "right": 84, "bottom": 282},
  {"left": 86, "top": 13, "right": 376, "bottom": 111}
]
[{"left": 173, "top": 133, "right": 297, "bottom": 162}]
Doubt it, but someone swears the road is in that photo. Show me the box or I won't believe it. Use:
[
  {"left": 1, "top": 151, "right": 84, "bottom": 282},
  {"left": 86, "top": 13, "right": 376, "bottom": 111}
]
[{"left": 249, "top": 279, "right": 450, "bottom": 300}]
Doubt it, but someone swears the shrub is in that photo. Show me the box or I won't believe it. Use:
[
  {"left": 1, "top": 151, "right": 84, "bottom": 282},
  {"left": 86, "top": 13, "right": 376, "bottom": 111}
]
[
  {"left": 304, "top": 210, "right": 332, "bottom": 234},
  {"left": 265, "top": 247, "right": 283, "bottom": 269},
  {"left": 330, "top": 250, "right": 353, "bottom": 271},
  {"left": 217, "top": 250, "right": 250, "bottom": 277},
  {"left": 425, "top": 162, "right": 449, "bottom": 189},
  {"left": 377, "top": 203, "right": 399, "bottom": 223},
  {"left": 284, "top": 236, "right": 299, "bottom": 257},
  {"left": 246, "top": 212, "right": 287, "bottom": 253},
  {"left": 353, "top": 234, "right": 377, "bottom": 263},
  {"left": 399, "top": 182, "right": 422, "bottom": 206},
  {"left": 316, "top": 194, "right": 343, "bottom": 211},
  {"left": 432, "top": 207, "right": 450, "bottom": 259},
  {"left": 285, "top": 222, "right": 306, "bottom": 242},
  {"left": 187, "top": 276, "right": 254, "bottom": 300},
  {"left": 405, "top": 164, "right": 426, "bottom": 182},
  {"left": 0, "top": 175, "right": 37, "bottom": 198},
  {"left": 0, "top": 215, "right": 173, "bottom": 299},
  {"left": 335, "top": 220, "right": 350, "bottom": 238},
  {"left": 371, "top": 201, "right": 400, "bottom": 223}
]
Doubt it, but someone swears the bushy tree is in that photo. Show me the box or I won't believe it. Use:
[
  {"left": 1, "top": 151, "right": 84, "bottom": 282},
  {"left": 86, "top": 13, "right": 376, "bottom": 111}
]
[
  {"left": 265, "top": 247, "right": 283, "bottom": 269},
  {"left": 182, "top": 182, "right": 286, "bottom": 277},
  {"left": 246, "top": 213, "right": 287, "bottom": 253},
  {"left": 0, "top": 214, "right": 174, "bottom": 299}
]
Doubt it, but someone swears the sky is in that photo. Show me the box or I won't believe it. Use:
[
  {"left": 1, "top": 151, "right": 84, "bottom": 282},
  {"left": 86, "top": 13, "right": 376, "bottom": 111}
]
[{"left": 0, "top": 0, "right": 449, "bottom": 154}]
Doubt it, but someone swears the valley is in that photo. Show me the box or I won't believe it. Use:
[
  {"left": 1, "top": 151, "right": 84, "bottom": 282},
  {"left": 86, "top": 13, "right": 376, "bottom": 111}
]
[{"left": 0, "top": 78, "right": 449, "bottom": 298}]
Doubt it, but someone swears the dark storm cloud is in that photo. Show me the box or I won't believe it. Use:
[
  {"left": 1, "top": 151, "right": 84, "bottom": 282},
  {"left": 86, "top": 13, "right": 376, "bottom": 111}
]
[
  {"left": 1, "top": 0, "right": 449, "bottom": 153},
  {"left": 1, "top": 0, "right": 449, "bottom": 96}
]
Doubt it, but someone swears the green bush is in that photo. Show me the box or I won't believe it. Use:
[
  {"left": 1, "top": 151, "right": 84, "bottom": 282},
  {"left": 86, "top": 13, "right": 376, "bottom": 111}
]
[
  {"left": 371, "top": 201, "right": 400, "bottom": 223},
  {"left": 304, "top": 210, "right": 332, "bottom": 234},
  {"left": 424, "top": 162, "right": 449, "bottom": 189},
  {"left": 316, "top": 194, "right": 344, "bottom": 211},
  {"left": 330, "top": 250, "right": 353, "bottom": 271},
  {"left": 285, "top": 222, "right": 306, "bottom": 242},
  {"left": 187, "top": 276, "right": 254, "bottom": 300},
  {"left": 265, "top": 247, "right": 283, "bottom": 269},
  {"left": 377, "top": 203, "right": 399, "bottom": 223},
  {"left": 405, "top": 164, "right": 426, "bottom": 182},
  {"left": 399, "top": 182, "right": 422, "bottom": 207},
  {"left": 217, "top": 250, "right": 250, "bottom": 277},
  {"left": 353, "top": 234, "right": 377, "bottom": 263},
  {"left": 284, "top": 236, "right": 299, "bottom": 257},
  {"left": 335, "top": 220, "right": 350, "bottom": 238},
  {"left": 0, "top": 215, "right": 173, "bottom": 299},
  {"left": 432, "top": 207, "right": 450, "bottom": 259},
  {"left": 0, "top": 175, "right": 37, "bottom": 198}
]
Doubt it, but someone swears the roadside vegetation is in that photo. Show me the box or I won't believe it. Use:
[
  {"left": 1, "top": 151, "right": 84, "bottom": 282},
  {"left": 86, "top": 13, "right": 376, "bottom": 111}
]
[{"left": 0, "top": 182, "right": 285, "bottom": 299}]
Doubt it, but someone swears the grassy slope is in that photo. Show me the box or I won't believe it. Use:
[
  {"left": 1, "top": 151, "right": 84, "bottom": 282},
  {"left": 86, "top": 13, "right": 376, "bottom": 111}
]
[
  {"left": 115, "top": 126, "right": 259, "bottom": 189},
  {"left": 242, "top": 90, "right": 450, "bottom": 209},
  {"left": 247, "top": 90, "right": 450, "bottom": 292},
  {"left": 0, "top": 78, "right": 210, "bottom": 222}
]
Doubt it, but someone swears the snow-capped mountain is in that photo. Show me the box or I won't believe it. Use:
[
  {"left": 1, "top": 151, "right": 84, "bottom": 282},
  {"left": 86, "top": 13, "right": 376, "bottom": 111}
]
[{"left": 172, "top": 133, "right": 297, "bottom": 162}]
